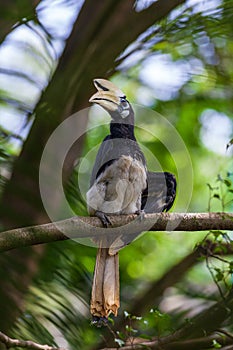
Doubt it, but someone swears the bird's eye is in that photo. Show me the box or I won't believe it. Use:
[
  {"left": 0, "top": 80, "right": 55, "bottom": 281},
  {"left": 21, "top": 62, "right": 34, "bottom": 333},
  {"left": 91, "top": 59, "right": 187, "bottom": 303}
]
[{"left": 120, "top": 96, "right": 128, "bottom": 108}]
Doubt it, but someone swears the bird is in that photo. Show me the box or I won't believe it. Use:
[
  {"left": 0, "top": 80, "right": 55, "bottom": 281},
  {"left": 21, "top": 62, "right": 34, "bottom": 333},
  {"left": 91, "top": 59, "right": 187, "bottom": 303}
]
[{"left": 86, "top": 78, "right": 176, "bottom": 325}]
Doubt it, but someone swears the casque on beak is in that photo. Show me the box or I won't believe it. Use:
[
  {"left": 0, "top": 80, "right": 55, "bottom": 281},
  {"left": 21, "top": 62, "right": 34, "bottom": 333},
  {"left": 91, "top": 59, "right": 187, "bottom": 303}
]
[
  {"left": 93, "top": 78, "right": 125, "bottom": 95},
  {"left": 89, "top": 79, "right": 126, "bottom": 113}
]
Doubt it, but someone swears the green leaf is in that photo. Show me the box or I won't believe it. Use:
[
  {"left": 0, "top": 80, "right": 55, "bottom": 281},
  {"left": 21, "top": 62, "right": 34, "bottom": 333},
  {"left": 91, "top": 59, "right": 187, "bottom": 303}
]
[
  {"left": 132, "top": 315, "right": 143, "bottom": 321},
  {"left": 212, "top": 339, "right": 222, "bottom": 348},
  {"left": 115, "top": 338, "right": 125, "bottom": 347},
  {"left": 108, "top": 317, "right": 115, "bottom": 325},
  {"left": 124, "top": 310, "right": 131, "bottom": 319},
  {"left": 214, "top": 268, "right": 224, "bottom": 282},
  {"left": 116, "top": 331, "right": 126, "bottom": 340},
  {"left": 149, "top": 310, "right": 171, "bottom": 334},
  {"left": 228, "top": 261, "right": 233, "bottom": 274},
  {"left": 125, "top": 325, "right": 138, "bottom": 334},
  {"left": 211, "top": 230, "right": 224, "bottom": 238},
  {"left": 224, "top": 179, "right": 232, "bottom": 187}
]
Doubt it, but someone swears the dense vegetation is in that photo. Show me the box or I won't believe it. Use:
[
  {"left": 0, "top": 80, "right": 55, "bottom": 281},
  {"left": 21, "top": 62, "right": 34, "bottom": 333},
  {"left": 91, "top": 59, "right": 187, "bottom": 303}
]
[{"left": 0, "top": 0, "right": 233, "bottom": 349}]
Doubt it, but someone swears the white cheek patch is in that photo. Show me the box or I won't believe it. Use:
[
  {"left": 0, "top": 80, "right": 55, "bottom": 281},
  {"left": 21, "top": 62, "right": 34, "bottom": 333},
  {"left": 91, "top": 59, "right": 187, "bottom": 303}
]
[{"left": 120, "top": 109, "right": 130, "bottom": 118}]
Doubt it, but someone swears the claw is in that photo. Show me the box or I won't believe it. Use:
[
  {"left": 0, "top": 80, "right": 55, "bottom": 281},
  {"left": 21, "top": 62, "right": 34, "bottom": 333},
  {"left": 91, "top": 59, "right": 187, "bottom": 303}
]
[
  {"left": 95, "top": 211, "right": 112, "bottom": 227},
  {"left": 135, "top": 209, "right": 145, "bottom": 222}
]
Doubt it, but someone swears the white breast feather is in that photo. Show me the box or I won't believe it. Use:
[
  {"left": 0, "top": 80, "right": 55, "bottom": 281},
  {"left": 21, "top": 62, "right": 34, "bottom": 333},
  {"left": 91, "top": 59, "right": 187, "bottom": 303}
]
[{"left": 86, "top": 155, "right": 147, "bottom": 215}]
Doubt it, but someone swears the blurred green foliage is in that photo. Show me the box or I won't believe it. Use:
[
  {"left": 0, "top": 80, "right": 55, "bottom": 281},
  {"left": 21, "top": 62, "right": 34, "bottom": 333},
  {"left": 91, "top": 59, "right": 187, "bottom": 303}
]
[{"left": 0, "top": 0, "right": 233, "bottom": 349}]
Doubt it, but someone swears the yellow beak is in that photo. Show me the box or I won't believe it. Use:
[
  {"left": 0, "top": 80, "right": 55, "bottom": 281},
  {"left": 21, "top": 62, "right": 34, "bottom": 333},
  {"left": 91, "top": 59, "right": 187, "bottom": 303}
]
[{"left": 89, "top": 79, "right": 125, "bottom": 112}]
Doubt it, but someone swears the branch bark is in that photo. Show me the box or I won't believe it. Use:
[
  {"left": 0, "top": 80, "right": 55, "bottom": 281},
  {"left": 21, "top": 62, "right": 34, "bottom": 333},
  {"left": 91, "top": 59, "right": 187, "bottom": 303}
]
[
  {"left": 0, "top": 331, "right": 65, "bottom": 350},
  {"left": 99, "top": 291, "right": 233, "bottom": 349},
  {"left": 0, "top": 212, "right": 232, "bottom": 252},
  {"left": 100, "top": 333, "right": 233, "bottom": 350}
]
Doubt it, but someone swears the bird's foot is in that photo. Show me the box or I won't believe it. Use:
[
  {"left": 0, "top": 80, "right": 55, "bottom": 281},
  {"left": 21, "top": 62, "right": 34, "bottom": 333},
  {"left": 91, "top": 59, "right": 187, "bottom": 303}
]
[
  {"left": 95, "top": 211, "right": 112, "bottom": 227},
  {"left": 135, "top": 209, "right": 145, "bottom": 222},
  {"left": 91, "top": 315, "right": 108, "bottom": 327}
]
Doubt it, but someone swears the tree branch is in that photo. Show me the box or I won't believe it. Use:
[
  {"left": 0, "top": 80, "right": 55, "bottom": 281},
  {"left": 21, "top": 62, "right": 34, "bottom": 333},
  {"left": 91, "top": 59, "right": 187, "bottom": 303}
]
[
  {"left": 0, "top": 213, "right": 232, "bottom": 252},
  {"left": 99, "top": 290, "right": 233, "bottom": 349},
  {"left": 0, "top": 331, "right": 65, "bottom": 350},
  {"left": 100, "top": 332, "right": 233, "bottom": 350},
  {"left": 125, "top": 246, "right": 203, "bottom": 317}
]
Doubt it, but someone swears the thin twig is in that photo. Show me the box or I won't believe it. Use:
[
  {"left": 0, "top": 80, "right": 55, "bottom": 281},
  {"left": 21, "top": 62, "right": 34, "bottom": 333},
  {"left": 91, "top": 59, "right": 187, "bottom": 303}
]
[
  {"left": 0, "top": 331, "right": 66, "bottom": 350},
  {"left": 216, "top": 329, "right": 233, "bottom": 340},
  {"left": 206, "top": 256, "right": 225, "bottom": 300},
  {"left": 100, "top": 329, "right": 233, "bottom": 350}
]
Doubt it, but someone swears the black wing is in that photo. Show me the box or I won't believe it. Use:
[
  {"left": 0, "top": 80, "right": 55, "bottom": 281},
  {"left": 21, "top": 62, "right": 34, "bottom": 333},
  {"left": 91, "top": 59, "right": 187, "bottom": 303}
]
[
  {"left": 142, "top": 171, "right": 176, "bottom": 213},
  {"left": 90, "top": 135, "right": 114, "bottom": 187},
  {"left": 90, "top": 135, "right": 146, "bottom": 187}
]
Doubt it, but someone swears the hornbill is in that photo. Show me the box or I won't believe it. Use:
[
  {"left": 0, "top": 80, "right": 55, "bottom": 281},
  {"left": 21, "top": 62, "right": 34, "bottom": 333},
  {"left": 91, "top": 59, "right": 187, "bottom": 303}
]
[{"left": 87, "top": 79, "right": 176, "bottom": 324}]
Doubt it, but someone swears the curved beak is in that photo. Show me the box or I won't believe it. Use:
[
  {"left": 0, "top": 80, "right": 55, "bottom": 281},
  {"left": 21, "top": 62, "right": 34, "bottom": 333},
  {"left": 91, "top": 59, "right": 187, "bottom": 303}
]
[
  {"left": 89, "top": 79, "right": 125, "bottom": 112},
  {"left": 89, "top": 91, "right": 119, "bottom": 112}
]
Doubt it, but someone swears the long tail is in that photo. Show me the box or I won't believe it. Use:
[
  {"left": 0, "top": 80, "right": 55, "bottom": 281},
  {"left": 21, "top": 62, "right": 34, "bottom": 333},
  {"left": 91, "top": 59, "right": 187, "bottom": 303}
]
[{"left": 91, "top": 248, "right": 119, "bottom": 319}]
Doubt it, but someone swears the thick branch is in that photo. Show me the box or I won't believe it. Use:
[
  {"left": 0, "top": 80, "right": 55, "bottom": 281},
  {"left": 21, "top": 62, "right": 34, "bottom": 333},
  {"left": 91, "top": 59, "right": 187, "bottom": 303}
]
[
  {"left": 0, "top": 213, "right": 232, "bottom": 252},
  {"left": 0, "top": 331, "right": 65, "bottom": 350}
]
